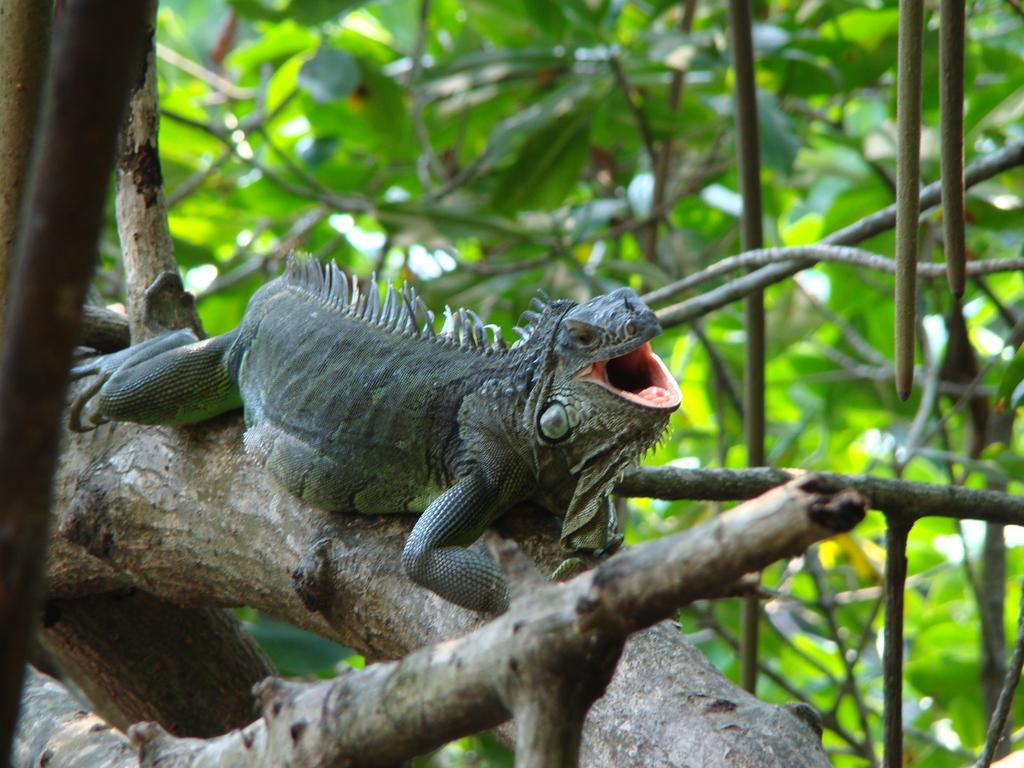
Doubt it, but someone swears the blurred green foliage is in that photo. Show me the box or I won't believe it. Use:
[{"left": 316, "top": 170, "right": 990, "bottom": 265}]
[{"left": 97, "top": 1, "right": 1024, "bottom": 764}]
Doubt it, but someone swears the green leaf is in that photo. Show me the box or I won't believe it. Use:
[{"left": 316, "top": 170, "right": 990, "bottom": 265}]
[
  {"left": 296, "top": 135, "right": 340, "bottom": 166},
  {"left": 243, "top": 614, "right": 353, "bottom": 678},
  {"left": 299, "top": 46, "right": 361, "bottom": 104},
  {"left": 520, "top": 0, "right": 567, "bottom": 41},
  {"left": 995, "top": 346, "right": 1024, "bottom": 412},
  {"left": 289, "top": 0, "right": 358, "bottom": 25},
  {"left": 491, "top": 109, "right": 591, "bottom": 215},
  {"left": 228, "top": 0, "right": 359, "bottom": 23},
  {"left": 820, "top": 8, "right": 900, "bottom": 51},
  {"left": 225, "top": 20, "right": 319, "bottom": 74},
  {"left": 757, "top": 91, "right": 800, "bottom": 175},
  {"left": 228, "top": 0, "right": 288, "bottom": 22}
]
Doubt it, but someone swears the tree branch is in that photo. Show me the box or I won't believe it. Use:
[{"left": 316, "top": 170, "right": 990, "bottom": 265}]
[
  {"left": 643, "top": 246, "right": 1024, "bottom": 308},
  {"left": 616, "top": 466, "right": 1024, "bottom": 528},
  {"left": 0, "top": 0, "right": 148, "bottom": 758},
  {"left": 41, "top": 591, "right": 274, "bottom": 736},
  {"left": 30, "top": 475, "right": 859, "bottom": 765},
  {"left": 50, "top": 6, "right": 283, "bottom": 740},
  {"left": 652, "top": 139, "right": 1024, "bottom": 327},
  {"left": 116, "top": 0, "right": 200, "bottom": 342},
  {"left": 976, "top": 579, "right": 1024, "bottom": 768},
  {"left": 12, "top": 668, "right": 137, "bottom": 768},
  {"left": 0, "top": 0, "right": 50, "bottom": 336},
  {"left": 48, "top": 417, "right": 855, "bottom": 764}
]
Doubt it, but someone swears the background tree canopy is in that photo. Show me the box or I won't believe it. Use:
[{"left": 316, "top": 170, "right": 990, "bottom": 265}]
[{"left": 65, "top": 0, "right": 1024, "bottom": 765}]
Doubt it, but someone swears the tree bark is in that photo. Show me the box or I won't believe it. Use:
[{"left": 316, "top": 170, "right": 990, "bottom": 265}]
[
  {"left": 46, "top": 1, "right": 277, "bottom": 736},
  {"left": 29, "top": 467, "right": 859, "bottom": 765},
  {"left": 0, "top": 0, "right": 50, "bottom": 335},
  {"left": 42, "top": 591, "right": 273, "bottom": 736},
  {"left": 12, "top": 669, "right": 136, "bottom": 768},
  {"left": 0, "top": 1, "right": 148, "bottom": 761},
  {"left": 618, "top": 465, "right": 1024, "bottom": 527},
  {"left": 115, "top": 0, "right": 200, "bottom": 342}
]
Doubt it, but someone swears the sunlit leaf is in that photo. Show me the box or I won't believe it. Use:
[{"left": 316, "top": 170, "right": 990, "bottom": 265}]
[{"left": 299, "top": 46, "right": 361, "bottom": 103}]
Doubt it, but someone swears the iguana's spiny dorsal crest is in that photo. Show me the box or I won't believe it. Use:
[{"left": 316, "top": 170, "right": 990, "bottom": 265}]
[
  {"left": 284, "top": 254, "right": 507, "bottom": 354},
  {"left": 71, "top": 255, "right": 681, "bottom": 613}
]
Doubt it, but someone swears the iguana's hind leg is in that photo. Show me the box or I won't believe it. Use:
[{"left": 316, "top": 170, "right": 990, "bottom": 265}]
[
  {"left": 70, "top": 328, "right": 242, "bottom": 431},
  {"left": 401, "top": 474, "right": 513, "bottom": 613}
]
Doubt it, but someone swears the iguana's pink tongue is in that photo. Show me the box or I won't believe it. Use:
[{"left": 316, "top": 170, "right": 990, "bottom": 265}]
[{"left": 637, "top": 385, "right": 677, "bottom": 406}]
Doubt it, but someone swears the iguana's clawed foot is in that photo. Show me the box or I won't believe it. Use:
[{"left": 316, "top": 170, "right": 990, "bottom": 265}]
[
  {"left": 68, "top": 348, "right": 131, "bottom": 432},
  {"left": 550, "top": 534, "right": 624, "bottom": 583},
  {"left": 595, "top": 531, "right": 624, "bottom": 559},
  {"left": 550, "top": 557, "right": 586, "bottom": 582},
  {"left": 67, "top": 328, "right": 203, "bottom": 433}
]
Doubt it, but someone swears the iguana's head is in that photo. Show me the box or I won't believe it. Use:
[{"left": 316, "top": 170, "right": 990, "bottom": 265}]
[
  {"left": 524, "top": 288, "right": 680, "bottom": 439},
  {"left": 517, "top": 288, "right": 681, "bottom": 551}
]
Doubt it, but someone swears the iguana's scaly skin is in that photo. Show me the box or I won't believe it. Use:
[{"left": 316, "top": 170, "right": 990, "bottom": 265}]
[{"left": 72, "top": 256, "right": 681, "bottom": 612}]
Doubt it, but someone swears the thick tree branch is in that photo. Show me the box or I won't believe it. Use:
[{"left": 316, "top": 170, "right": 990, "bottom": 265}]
[
  {"left": 12, "top": 668, "right": 136, "bottom": 768},
  {"left": 41, "top": 591, "right": 274, "bottom": 736},
  {"left": 29, "top": 477, "right": 858, "bottom": 766},
  {"left": 48, "top": 418, "right": 851, "bottom": 764},
  {"left": 0, "top": 0, "right": 148, "bottom": 759},
  {"left": 54, "top": 2, "right": 281, "bottom": 738},
  {"left": 78, "top": 305, "right": 131, "bottom": 353},
  {"left": 0, "top": 0, "right": 50, "bottom": 335}
]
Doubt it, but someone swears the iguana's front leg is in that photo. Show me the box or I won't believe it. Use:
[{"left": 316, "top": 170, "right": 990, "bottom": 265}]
[{"left": 401, "top": 473, "right": 525, "bottom": 613}]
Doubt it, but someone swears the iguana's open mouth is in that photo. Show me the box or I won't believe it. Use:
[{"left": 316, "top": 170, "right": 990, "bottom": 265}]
[{"left": 578, "top": 342, "right": 681, "bottom": 411}]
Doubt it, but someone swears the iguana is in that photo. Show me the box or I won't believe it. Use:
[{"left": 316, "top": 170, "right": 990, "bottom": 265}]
[{"left": 71, "top": 256, "right": 681, "bottom": 612}]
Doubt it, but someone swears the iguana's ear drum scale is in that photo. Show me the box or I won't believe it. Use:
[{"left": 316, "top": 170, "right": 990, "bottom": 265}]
[{"left": 70, "top": 255, "right": 680, "bottom": 613}]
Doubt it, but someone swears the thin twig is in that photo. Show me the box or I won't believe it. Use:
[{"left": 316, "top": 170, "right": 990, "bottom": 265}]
[
  {"left": 409, "top": 0, "right": 446, "bottom": 187},
  {"left": 166, "top": 149, "right": 232, "bottom": 207},
  {"left": 806, "top": 550, "right": 877, "bottom": 762},
  {"left": 161, "top": 108, "right": 372, "bottom": 213},
  {"left": 155, "top": 42, "right": 256, "bottom": 101},
  {"left": 794, "top": 276, "right": 892, "bottom": 368},
  {"left": 651, "top": 139, "right": 1024, "bottom": 327},
  {"left": 883, "top": 521, "right": 911, "bottom": 768},
  {"left": 608, "top": 55, "right": 657, "bottom": 167},
  {"left": 692, "top": 320, "right": 744, "bottom": 418},
  {"left": 643, "top": 245, "right": 1024, "bottom": 308},
  {"left": 641, "top": 0, "right": 699, "bottom": 265},
  {"left": 976, "top": 581, "right": 1024, "bottom": 767}
]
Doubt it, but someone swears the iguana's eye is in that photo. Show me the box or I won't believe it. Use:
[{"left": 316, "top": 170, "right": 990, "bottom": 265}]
[{"left": 624, "top": 320, "right": 637, "bottom": 336}]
